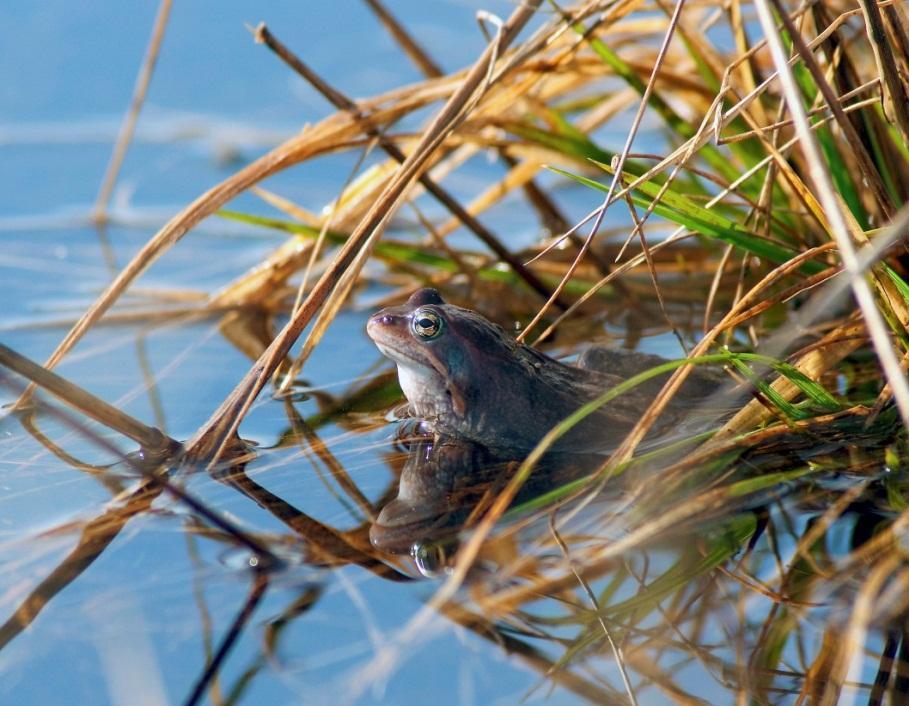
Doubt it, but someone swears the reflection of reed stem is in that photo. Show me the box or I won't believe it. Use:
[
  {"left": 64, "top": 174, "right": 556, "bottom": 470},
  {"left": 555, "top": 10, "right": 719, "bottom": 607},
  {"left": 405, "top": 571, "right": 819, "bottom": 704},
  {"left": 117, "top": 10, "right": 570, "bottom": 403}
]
[{"left": 183, "top": 570, "right": 270, "bottom": 706}]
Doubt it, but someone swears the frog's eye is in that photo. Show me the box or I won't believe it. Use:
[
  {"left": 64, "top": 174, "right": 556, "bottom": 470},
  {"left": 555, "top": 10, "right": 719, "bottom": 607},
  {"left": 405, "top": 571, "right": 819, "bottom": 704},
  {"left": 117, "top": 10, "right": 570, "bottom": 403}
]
[{"left": 411, "top": 308, "right": 443, "bottom": 340}]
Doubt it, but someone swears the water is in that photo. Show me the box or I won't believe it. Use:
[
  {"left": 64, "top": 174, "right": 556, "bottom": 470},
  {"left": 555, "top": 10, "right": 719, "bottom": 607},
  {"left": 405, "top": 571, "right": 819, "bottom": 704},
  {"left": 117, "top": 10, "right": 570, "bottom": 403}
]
[
  {"left": 0, "top": 3, "right": 613, "bottom": 703},
  {"left": 1, "top": 2, "right": 902, "bottom": 704}
]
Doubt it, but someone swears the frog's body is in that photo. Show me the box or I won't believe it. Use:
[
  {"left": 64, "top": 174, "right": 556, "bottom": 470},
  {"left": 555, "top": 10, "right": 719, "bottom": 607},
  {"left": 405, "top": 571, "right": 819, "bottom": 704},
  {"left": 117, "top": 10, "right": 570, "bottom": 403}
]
[{"left": 367, "top": 288, "right": 723, "bottom": 453}]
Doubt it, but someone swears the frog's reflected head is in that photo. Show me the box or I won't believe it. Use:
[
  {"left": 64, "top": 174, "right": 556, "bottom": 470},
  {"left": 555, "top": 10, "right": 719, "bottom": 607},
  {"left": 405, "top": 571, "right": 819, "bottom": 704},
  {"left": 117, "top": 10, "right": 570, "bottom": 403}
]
[{"left": 366, "top": 288, "right": 490, "bottom": 425}]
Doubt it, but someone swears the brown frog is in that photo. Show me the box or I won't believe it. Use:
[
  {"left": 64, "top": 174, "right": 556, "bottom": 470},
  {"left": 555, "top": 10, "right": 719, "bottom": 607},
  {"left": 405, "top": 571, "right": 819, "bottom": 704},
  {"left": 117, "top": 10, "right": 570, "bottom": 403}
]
[{"left": 367, "top": 288, "right": 723, "bottom": 453}]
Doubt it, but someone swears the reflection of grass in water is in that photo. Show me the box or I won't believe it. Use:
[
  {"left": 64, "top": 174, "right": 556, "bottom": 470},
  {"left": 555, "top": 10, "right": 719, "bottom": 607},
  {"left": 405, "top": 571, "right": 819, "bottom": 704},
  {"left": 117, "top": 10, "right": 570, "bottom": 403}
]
[{"left": 3, "top": 0, "right": 909, "bottom": 702}]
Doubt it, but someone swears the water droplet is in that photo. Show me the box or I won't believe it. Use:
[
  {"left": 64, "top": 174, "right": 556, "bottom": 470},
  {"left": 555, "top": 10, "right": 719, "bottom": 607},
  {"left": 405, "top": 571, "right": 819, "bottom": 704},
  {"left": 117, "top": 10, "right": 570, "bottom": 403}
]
[{"left": 411, "top": 540, "right": 455, "bottom": 578}]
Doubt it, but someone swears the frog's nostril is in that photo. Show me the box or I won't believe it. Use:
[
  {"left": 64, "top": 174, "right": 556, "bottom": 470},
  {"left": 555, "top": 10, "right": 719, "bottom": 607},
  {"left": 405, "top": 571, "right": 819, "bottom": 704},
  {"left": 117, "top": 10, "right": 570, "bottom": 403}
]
[{"left": 368, "top": 314, "right": 394, "bottom": 330}]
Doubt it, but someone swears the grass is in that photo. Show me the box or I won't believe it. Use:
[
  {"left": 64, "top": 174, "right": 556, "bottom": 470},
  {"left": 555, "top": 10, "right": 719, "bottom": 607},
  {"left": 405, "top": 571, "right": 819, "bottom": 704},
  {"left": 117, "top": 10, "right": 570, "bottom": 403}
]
[{"left": 3, "top": 0, "right": 909, "bottom": 703}]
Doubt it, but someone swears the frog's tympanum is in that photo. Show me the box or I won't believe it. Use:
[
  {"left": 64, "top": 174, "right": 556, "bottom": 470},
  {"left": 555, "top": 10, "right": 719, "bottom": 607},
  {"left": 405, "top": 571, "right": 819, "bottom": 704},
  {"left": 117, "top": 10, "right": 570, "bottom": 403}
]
[{"left": 367, "top": 288, "right": 724, "bottom": 454}]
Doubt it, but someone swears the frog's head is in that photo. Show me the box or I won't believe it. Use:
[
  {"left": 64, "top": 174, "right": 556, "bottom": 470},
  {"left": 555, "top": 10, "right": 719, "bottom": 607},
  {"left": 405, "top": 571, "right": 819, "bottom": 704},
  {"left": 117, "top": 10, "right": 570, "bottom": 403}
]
[{"left": 367, "top": 288, "right": 520, "bottom": 429}]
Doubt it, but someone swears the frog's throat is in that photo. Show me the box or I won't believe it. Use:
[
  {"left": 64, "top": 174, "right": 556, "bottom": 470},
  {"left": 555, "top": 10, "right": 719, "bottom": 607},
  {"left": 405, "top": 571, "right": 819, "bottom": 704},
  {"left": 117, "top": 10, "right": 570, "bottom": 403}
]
[
  {"left": 395, "top": 362, "right": 467, "bottom": 420},
  {"left": 375, "top": 341, "right": 467, "bottom": 419}
]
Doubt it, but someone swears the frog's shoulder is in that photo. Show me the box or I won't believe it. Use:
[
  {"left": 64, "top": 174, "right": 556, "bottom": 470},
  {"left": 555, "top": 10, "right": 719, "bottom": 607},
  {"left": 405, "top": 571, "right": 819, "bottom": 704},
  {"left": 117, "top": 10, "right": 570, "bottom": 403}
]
[{"left": 509, "top": 343, "right": 625, "bottom": 397}]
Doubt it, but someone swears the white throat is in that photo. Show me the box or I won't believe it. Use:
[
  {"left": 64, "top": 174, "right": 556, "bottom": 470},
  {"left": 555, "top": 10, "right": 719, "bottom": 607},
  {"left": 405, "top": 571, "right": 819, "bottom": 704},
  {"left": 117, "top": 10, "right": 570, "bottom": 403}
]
[{"left": 395, "top": 363, "right": 425, "bottom": 407}]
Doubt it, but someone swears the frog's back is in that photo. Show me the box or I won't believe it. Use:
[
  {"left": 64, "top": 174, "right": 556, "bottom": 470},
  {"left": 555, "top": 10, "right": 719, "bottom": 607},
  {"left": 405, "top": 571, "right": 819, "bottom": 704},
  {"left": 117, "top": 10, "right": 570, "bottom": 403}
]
[{"left": 576, "top": 346, "right": 727, "bottom": 401}]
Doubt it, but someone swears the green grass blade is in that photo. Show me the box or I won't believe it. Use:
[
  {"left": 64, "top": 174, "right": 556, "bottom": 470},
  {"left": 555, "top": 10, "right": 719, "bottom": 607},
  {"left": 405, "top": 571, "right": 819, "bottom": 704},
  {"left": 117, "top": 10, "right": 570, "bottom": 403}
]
[
  {"left": 217, "top": 210, "right": 616, "bottom": 297},
  {"left": 549, "top": 166, "right": 826, "bottom": 274}
]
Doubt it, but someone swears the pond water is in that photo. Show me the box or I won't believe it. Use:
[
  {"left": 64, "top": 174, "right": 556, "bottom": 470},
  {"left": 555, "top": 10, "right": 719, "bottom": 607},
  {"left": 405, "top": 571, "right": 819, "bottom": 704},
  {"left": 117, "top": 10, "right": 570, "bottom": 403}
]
[
  {"left": 1, "top": 2, "right": 903, "bottom": 705},
  {"left": 1, "top": 3, "right": 638, "bottom": 704}
]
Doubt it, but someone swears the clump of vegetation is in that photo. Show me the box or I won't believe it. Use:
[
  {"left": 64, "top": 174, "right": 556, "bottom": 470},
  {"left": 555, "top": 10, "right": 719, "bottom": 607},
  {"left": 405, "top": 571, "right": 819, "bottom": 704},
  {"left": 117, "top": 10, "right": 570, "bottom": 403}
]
[{"left": 5, "top": 0, "right": 909, "bottom": 702}]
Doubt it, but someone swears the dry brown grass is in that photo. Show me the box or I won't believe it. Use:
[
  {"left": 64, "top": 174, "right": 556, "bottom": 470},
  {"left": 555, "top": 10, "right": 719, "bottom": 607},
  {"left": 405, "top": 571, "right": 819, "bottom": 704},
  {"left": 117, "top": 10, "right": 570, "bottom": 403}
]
[{"left": 4, "top": 0, "right": 909, "bottom": 702}]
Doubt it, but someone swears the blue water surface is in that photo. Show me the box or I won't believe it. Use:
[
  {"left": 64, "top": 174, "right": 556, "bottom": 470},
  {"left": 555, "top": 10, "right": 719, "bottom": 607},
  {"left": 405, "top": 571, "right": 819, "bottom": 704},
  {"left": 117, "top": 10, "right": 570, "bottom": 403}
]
[{"left": 0, "top": 2, "right": 614, "bottom": 705}]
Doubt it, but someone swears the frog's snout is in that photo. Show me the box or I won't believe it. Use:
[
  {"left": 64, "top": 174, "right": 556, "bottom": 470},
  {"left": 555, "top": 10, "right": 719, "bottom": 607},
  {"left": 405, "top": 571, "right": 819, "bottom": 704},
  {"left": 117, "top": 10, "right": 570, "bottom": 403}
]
[{"left": 366, "top": 311, "right": 400, "bottom": 341}]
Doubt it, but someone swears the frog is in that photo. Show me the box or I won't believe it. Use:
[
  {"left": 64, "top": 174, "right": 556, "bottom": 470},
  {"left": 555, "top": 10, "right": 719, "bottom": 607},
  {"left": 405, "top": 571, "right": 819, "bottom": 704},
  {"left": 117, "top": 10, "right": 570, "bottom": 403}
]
[{"left": 366, "top": 288, "right": 725, "bottom": 454}]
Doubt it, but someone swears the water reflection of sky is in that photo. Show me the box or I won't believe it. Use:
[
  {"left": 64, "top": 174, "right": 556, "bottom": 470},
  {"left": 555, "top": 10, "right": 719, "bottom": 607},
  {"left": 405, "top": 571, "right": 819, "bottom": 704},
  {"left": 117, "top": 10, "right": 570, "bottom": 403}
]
[{"left": 0, "top": 1, "right": 506, "bottom": 213}]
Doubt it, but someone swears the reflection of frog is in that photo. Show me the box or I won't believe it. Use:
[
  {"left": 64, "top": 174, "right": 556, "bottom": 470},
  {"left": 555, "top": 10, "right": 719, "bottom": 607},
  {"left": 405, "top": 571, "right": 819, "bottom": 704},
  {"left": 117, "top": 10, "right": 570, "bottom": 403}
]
[
  {"left": 368, "top": 435, "right": 501, "bottom": 555},
  {"left": 367, "top": 288, "right": 724, "bottom": 454},
  {"left": 368, "top": 434, "right": 595, "bottom": 557}
]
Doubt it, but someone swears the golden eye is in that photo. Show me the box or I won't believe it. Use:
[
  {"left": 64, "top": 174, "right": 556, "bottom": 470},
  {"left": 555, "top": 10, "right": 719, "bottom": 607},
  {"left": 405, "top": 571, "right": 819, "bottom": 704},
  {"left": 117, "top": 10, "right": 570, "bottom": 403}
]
[{"left": 411, "top": 309, "right": 443, "bottom": 339}]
